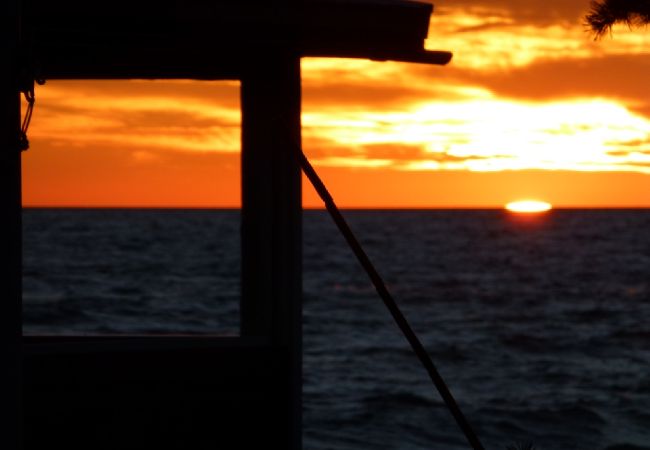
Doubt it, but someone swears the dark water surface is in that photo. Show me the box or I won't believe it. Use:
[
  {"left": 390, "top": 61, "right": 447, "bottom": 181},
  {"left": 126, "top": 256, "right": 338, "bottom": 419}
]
[{"left": 23, "top": 209, "right": 650, "bottom": 450}]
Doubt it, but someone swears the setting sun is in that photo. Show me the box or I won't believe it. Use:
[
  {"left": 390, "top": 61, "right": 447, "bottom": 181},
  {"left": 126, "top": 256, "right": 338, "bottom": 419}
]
[{"left": 505, "top": 200, "right": 552, "bottom": 213}]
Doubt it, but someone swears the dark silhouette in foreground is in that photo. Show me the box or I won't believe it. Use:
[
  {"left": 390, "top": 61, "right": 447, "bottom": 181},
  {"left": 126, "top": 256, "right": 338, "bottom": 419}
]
[
  {"left": 4, "top": 1, "right": 457, "bottom": 450},
  {"left": 586, "top": 0, "right": 650, "bottom": 37}
]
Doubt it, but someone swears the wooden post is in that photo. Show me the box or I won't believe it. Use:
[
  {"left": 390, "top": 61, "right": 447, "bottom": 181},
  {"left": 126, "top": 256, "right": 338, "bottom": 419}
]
[
  {"left": 1, "top": 0, "right": 23, "bottom": 448},
  {"left": 240, "top": 50, "right": 302, "bottom": 450}
]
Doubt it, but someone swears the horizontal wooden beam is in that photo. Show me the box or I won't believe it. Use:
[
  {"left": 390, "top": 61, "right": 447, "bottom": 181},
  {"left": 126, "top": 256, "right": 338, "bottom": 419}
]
[{"left": 22, "top": 0, "right": 451, "bottom": 80}]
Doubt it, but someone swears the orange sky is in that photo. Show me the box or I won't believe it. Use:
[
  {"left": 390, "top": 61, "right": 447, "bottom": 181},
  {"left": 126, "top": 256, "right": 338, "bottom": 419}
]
[{"left": 22, "top": 0, "right": 650, "bottom": 208}]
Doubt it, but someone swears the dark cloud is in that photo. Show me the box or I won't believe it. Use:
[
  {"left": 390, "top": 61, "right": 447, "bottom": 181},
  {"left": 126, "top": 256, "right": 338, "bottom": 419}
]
[
  {"left": 479, "top": 54, "right": 650, "bottom": 101},
  {"left": 452, "top": 21, "right": 519, "bottom": 33},
  {"left": 303, "top": 84, "right": 430, "bottom": 108},
  {"left": 355, "top": 144, "right": 498, "bottom": 164},
  {"left": 302, "top": 72, "right": 462, "bottom": 108},
  {"left": 303, "top": 139, "right": 500, "bottom": 168},
  {"left": 354, "top": 143, "right": 429, "bottom": 160},
  {"left": 39, "top": 102, "right": 238, "bottom": 130},
  {"left": 302, "top": 136, "right": 350, "bottom": 157},
  {"left": 303, "top": 140, "right": 425, "bottom": 162},
  {"left": 37, "top": 102, "right": 91, "bottom": 116},
  {"left": 411, "top": 54, "right": 650, "bottom": 116},
  {"left": 431, "top": 0, "right": 591, "bottom": 26},
  {"left": 39, "top": 80, "right": 240, "bottom": 108},
  {"left": 114, "top": 110, "right": 238, "bottom": 129},
  {"left": 417, "top": 152, "right": 496, "bottom": 163}
]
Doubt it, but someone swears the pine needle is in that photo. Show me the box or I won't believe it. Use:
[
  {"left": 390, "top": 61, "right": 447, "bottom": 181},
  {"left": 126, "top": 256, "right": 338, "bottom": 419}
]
[{"left": 586, "top": 0, "right": 650, "bottom": 39}]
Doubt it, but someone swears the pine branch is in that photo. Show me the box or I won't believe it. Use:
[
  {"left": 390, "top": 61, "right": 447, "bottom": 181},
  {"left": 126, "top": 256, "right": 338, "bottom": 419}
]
[{"left": 585, "top": 0, "right": 650, "bottom": 39}]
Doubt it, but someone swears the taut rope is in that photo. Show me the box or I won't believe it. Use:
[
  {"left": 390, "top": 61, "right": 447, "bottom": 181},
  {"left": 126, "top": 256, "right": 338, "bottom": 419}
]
[{"left": 296, "top": 145, "right": 487, "bottom": 450}]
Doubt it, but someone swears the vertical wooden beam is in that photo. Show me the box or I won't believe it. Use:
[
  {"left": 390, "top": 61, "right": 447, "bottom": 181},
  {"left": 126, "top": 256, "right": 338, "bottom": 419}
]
[
  {"left": 0, "top": 0, "right": 23, "bottom": 448},
  {"left": 240, "top": 50, "right": 302, "bottom": 450}
]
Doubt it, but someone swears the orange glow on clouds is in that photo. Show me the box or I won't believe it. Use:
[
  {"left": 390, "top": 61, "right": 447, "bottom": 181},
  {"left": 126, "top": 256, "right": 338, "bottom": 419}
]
[
  {"left": 425, "top": 9, "right": 650, "bottom": 70},
  {"left": 21, "top": 1, "right": 650, "bottom": 207},
  {"left": 303, "top": 91, "right": 650, "bottom": 173},
  {"left": 30, "top": 80, "right": 241, "bottom": 155}
]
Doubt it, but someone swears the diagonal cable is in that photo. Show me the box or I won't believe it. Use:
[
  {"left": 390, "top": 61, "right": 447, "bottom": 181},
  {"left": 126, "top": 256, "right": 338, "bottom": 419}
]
[{"left": 296, "top": 146, "right": 486, "bottom": 450}]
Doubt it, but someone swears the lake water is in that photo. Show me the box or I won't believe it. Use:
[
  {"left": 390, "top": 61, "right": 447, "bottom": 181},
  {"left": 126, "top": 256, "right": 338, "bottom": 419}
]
[{"left": 23, "top": 209, "right": 650, "bottom": 450}]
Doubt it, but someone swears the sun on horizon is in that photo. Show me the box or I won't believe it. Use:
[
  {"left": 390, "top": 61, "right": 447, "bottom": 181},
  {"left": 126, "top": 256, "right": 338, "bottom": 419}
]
[{"left": 505, "top": 200, "right": 553, "bottom": 213}]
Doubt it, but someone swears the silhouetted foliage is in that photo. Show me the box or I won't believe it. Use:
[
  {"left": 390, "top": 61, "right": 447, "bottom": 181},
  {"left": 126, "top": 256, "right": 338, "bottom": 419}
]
[{"left": 586, "top": 0, "right": 650, "bottom": 38}]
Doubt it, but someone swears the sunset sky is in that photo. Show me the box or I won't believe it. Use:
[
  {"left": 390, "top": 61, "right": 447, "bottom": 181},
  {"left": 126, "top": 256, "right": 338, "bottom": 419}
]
[{"left": 22, "top": 0, "right": 650, "bottom": 208}]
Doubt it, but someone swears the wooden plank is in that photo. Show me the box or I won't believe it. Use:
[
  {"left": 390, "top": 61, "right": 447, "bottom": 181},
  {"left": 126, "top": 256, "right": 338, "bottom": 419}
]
[
  {"left": 0, "top": 0, "right": 23, "bottom": 448},
  {"left": 240, "top": 49, "right": 302, "bottom": 450}
]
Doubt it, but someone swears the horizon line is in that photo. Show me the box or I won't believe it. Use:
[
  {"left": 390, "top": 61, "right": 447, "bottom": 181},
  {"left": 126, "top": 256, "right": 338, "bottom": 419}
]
[{"left": 21, "top": 205, "right": 650, "bottom": 210}]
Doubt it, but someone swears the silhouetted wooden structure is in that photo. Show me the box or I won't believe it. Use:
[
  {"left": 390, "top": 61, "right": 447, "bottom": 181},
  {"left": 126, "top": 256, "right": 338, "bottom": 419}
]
[{"left": 2, "top": 1, "right": 450, "bottom": 449}]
